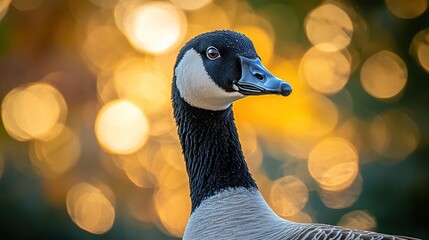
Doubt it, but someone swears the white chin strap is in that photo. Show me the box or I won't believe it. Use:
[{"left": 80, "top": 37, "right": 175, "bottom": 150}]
[{"left": 175, "top": 49, "right": 244, "bottom": 111}]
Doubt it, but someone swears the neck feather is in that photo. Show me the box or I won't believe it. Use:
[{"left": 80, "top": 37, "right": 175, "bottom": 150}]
[{"left": 172, "top": 85, "right": 257, "bottom": 211}]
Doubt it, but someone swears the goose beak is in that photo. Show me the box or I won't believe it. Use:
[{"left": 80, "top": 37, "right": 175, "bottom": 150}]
[{"left": 234, "top": 56, "right": 292, "bottom": 96}]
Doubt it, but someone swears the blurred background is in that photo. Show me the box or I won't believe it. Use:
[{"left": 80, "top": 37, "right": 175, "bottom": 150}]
[{"left": 0, "top": 0, "right": 428, "bottom": 239}]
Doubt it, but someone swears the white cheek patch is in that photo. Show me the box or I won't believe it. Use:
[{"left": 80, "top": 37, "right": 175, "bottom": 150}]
[{"left": 175, "top": 49, "right": 244, "bottom": 111}]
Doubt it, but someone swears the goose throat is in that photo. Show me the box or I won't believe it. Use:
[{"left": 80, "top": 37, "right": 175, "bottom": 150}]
[{"left": 172, "top": 91, "right": 257, "bottom": 211}]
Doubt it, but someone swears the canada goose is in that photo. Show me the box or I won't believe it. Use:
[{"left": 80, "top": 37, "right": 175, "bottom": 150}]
[{"left": 172, "top": 30, "right": 418, "bottom": 240}]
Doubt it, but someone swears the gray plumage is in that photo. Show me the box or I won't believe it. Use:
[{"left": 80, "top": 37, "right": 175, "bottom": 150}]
[{"left": 184, "top": 187, "right": 416, "bottom": 240}]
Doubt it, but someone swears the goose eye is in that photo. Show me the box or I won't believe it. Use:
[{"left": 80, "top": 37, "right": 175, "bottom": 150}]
[{"left": 206, "top": 46, "right": 220, "bottom": 60}]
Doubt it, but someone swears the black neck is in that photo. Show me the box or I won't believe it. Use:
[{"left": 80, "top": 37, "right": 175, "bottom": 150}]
[{"left": 172, "top": 86, "right": 257, "bottom": 212}]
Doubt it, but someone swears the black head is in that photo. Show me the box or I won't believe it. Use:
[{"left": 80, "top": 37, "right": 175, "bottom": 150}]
[{"left": 173, "top": 30, "right": 292, "bottom": 111}]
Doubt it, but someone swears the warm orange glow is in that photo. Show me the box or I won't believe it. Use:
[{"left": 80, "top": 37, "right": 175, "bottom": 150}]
[
  {"left": 89, "top": 0, "right": 117, "bottom": 8},
  {"left": 66, "top": 182, "right": 115, "bottom": 234},
  {"left": 369, "top": 110, "right": 419, "bottom": 161},
  {"left": 157, "top": 164, "right": 188, "bottom": 190},
  {"left": 96, "top": 71, "right": 117, "bottom": 103},
  {"left": 279, "top": 136, "right": 318, "bottom": 160},
  {"left": 1, "top": 82, "right": 67, "bottom": 141},
  {"left": 122, "top": 154, "right": 157, "bottom": 188},
  {"left": 121, "top": 2, "right": 187, "bottom": 54},
  {"left": 235, "top": 25, "right": 274, "bottom": 64},
  {"left": 318, "top": 175, "right": 362, "bottom": 209},
  {"left": 113, "top": 57, "right": 170, "bottom": 115},
  {"left": 417, "top": 40, "right": 429, "bottom": 72},
  {"left": 147, "top": 113, "right": 176, "bottom": 137},
  {"left": 385, "top": 0, "right": 427, "bottom": 19},
  {"left": 95, "top": 100, "right": 149, "bottom": 155},
  {"left": 360, "top": 50, "right": 407, "bottom": 99},
  {"left": 284, "top": 211, "right": 313, "bottom": 223},
  {"left": 411, "top": 29, "right": 429, "bottom": 73},
  {"left": 11, "top": 0, "right": 44, "bottom": 11},
  {"left": 0, "top": 0, "right": 11, "bottom": 21},
  {"left": 82, "top": 25, "right": 130, "bottom": 71},
  {"left": 157, "top": 143, "right": 186, "bottom": 171},
  {"left": 30, "top": 126, "right": 81, "bottom": 175},
  {"left": 305, "top": 3, "right": 353, "bottom": 51},
  {"left": 186, "top": 3, "right": 230, "bottom": 31},
  {"left": 285, "top": 94, "right": 339, "bottom": 137},
  {"left": 154, "top": 187, "right": 190, "bottom": 237},
  {"left": 237, "top": 122, "right": 263, "bottom": 172},
  {"left": 338, "top": 210, "right": 377, "bottom": 231},
  {"left": 300, "top": 46, "right": 351, "bottom": 94},
  {"left": 170, "top": 0, "right": 212, "bottom": 10},
  {"left": 235, "top": 92, "right": 339, "bottom": 139},
  {"left": 270, "top": 176, "right": 308, "bottom": 217},
  {"left": 308, "top": 137, "right": 359, "bottom": 191},
  {"left": 126, "top": 189, "right": 156, "bottom": 223}
]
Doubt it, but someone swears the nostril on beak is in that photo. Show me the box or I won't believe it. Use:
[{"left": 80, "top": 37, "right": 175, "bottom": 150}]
[{"left": 253, "top": 73, "right": 264, "bottom": 81}]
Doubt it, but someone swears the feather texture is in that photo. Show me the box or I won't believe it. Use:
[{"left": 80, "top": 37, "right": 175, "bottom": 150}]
[{"left": 184, "top": 187, "right": 417, "bottom": 240}]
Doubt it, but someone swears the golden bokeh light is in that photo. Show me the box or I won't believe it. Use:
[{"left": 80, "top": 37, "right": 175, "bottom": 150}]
[
  {"left": 148, "top": 114, "right": 176, "bottom": 138},
  {"left": 235, "top": 91, "right": 339, "bottom": 139},
  {"left": 170, "top": 0, "right": 212, "bottom": 11},
  {"left": 156, "top": 143, "right": 186, "bottom": 171},
  {"left": 417, "top": 39, "right": 429, "bottom": 72},
  {"left": 305, "top": 3, "right": 353, "bottom": 52},
  {"left": 282, "top": 159, "right": 315, "bottom": 192},
  {"left": 130, "top": 144, "right": 170, "bottom": 179},
  {"left": 30, "top": 126, "right": 81, "bottom": 176},
  {"left": 127, "top": 188, "right": 156, "bottom": 223},
  {"left": 280, "top": 136, "right": 318, "bottom": 160},
  {"left": 82, "top": 25, "right": 131, "bottom": 71},
  {"left": 235, "top": 25, "right": 274, "bottom": 64},
  {"left": 335, "top": 118, "right": 362, "bottom": 151},
  {"left": 157, "top": 163, "right": 188, "bottom": 191},
  {"left": 308, "top": 137, "right": 359, "bottom": 191},
  {"left": 95, "top": 100, "right": 149, "bottom": 155},
  {"left": 66, "top": 182, "right": 115, "bottom": 234},
  {"left": 284, "top": 211, "right": 313, "bottom": 224},
  {"left": 154, "top": 187, "right": 191, "bottom": 237},
  {"left": 0, "top": 0, "right": 11, "bottom": 21},
  {"left": 269, "top": 176, "right": 308, "bottom": 217},
  {"left": 121, "top": 2, "right": 187, "bottom": 54},
  {"left": 1, "top": 82, "right": 67, "bottom": 141},
  {"left": 237, "top": 122, "right": 263, "bottom": 172},
  {"left": 318, "top": 175, "right": 362, "bottom": 209},
  {"left": 385, "top": 0, "right": 428, "bottom": 19},
  {"left": 285, "top": 94, "right": 339, "bottom": 137},
  {"left": 334, "top": 118, "right": 380, "bottom": 164},
  {"left": 186, "top": 3, "right": 231, "bottom": 31},
  {"left": 410, "top": 29, "right": 429, "bottom": 73},
  {"left": 122, "top": 154, "right": 157, "bottom": 188},
  {"left": 299, "top": 46, "right": 351, "bottom": 94},
  {"left": 114, "top": 57, "right": 170, "bottom": 115},
  {"left": 360, "top": 50, "right": 407, "bottom": 99},
  {"left": 97, "top": 70, "right": 118, "bottom": 103},
  {"left": 11, "top": 0, "right": 44, "bottom": 11},
  {"left": 369, "top": 110, "right": 419, "bottom": 161},
  {"left": 417, "top": 46, "right": 429, "bottom": 72},
  {"left": 90, "top": 0, "right": 118, "bottom": 9},
  {"left": 338, "top": 210, "right": 377, "bottom": 231}
]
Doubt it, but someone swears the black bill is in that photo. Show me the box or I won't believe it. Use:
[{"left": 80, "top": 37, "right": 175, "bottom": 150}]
[{"left": 235, "top": 56, "right": 292, "bottom": 96}]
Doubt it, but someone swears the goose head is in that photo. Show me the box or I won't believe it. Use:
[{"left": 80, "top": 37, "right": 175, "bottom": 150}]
[{"left": 173, "top": 30, "right": 292, "bottom": 111}]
